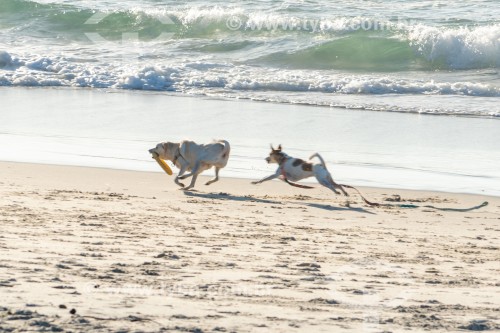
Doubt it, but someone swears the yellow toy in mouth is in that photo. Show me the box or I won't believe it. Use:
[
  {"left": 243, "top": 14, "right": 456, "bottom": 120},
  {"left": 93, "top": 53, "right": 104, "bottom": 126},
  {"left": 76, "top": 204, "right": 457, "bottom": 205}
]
[{"left": 152, "top": 153, "right": 173, "bottom": 175}]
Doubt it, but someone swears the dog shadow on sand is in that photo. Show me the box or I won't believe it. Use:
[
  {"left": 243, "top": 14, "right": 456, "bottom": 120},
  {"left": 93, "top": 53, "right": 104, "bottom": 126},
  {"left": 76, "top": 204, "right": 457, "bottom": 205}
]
[{"left": 183, "top": 191, "right": 374, "bottom": 214}]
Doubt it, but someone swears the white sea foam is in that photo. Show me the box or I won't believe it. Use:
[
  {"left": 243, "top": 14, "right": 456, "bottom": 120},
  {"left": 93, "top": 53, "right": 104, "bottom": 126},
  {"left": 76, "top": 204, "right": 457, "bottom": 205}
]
[
  {"left": 119, "top": 66, "right": 176, "bottom": 90},
  {"left": 0, "top": 51, "right": 500, "bottom": 117},
  {"left": 407, "top": 24, "right": 500, "bottom": 69},
  {"left": 0, "top": 51, "right": 13, "bottom": 68},
  {"left": 0, "top": 50, "right": 23, "bottom": 70},
  {"left": 0, "top": 51, "right": 499, "bottom": 104}
]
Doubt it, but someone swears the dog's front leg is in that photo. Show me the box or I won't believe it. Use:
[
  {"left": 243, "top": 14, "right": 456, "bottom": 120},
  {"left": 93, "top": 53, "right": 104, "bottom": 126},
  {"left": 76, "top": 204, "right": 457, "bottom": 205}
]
[
  {"left": 183, "top": 172, "right": 199, "bottom": 191},
  {"left": 180, "top": 162, "right": 202, "bottom": 190},
  {"left": 175, "top": 165, "right": 188, "bottom": 188},
  {"left": 251, "top": 172, "right": 280, "bottom": 185},
  {"left": 178, "top": 161, "right": 201, "bottom": 180},
  {"left": 205, "top": 167, "right": 220, "bottom": 186}
]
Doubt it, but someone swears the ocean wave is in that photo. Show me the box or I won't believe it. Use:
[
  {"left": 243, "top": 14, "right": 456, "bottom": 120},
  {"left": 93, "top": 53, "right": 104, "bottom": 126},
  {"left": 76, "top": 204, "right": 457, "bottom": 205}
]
[
  {"left": 253, "top": 36, "right": 418, "bottom": 71},
  {"left": 222, "top": 70, "right": 499, "bottom": 97},
  {"left": 1, "top": 51, "right": 498, "bottom": 97},
  {"left": 408, "top": 24, "right": 500, "bottom": 70},
  {"left": 2, "top": 1, "right": 499, "bottom": 71},
  {"left": 1, "top": 50, "right": 498, "bottom": 117},
  {"left": 251, "top": 22, "right": 500, "bottom": 71}
]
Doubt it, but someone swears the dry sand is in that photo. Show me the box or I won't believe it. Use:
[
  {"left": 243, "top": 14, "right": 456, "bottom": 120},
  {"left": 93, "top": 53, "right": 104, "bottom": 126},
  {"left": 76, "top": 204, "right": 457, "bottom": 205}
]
[{"left": 0, "top": 161, "right": 499, "bottom": 332}]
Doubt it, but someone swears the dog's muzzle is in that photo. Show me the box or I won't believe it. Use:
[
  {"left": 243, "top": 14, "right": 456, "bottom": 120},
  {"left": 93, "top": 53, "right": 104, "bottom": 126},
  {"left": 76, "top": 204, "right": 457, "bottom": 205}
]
[
  {"left": 265, "top": 157, "right": 271, "bottom": 163},
  {"left": 148, "top": 148, "right": 156, "bottom": 154}
]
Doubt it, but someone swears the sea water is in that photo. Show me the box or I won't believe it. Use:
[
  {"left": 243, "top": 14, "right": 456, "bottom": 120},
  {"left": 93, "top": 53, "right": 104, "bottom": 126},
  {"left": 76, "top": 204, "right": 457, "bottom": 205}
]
[
  {"left": 0, "top": 0, "right": 499, "bottom": 116},
  {"left": 0, "top": 0, "right": 499, "bottom": 194}
]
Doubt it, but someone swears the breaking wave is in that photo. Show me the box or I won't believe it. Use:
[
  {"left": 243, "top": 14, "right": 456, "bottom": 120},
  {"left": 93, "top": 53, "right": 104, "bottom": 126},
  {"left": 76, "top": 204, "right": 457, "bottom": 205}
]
[
  {"left": 1, "top": 0, "right": 499, "bottom": 70},
  {"left": 0, "top": 51, "right": 498, "bottom": 94}
]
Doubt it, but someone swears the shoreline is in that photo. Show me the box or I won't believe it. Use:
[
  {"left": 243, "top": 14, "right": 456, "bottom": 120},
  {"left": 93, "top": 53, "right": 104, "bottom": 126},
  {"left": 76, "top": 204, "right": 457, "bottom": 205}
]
[
  {"left": 1, "top": 160, "right": 499, "bottom": 332},
  {"left": 1, "top": 87, "right": 499, "bottom": 196},
  {"left": 1, "top": 160, "right": 498, "bottom": 200},
  {"left": 3, "top": 85, "right": 500, "bottom": 119}
]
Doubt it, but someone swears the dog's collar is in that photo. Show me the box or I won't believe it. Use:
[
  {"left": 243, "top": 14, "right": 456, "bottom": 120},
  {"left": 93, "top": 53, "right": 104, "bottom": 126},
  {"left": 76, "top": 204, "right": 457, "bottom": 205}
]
[
  {"left": 279, "top": 156, "right": 288, "bottom": 175},
  {"left": 173, "top": 148, "right": 183, "bottom": 166},
  {"left": 277, "top": 154, "right": 288, "bottom": 166}
]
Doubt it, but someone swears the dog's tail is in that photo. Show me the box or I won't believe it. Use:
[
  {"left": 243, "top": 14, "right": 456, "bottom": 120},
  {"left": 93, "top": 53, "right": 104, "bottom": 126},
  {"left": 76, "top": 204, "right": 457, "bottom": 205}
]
[
  {"left": 309, "top": 153, "right": 326, "bottom": 167},
  {"left": 219, "top": 140, "right": 231, "bottom": 160}
]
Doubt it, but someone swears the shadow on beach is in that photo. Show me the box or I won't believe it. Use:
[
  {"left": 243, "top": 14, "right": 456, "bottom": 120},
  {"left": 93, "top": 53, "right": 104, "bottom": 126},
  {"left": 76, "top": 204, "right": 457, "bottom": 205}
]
[
  {"left": 183, "top": 191, "right": 281, "bottom": 205},
  {"left": 183, "top": 191, "right": 374, "bottom": 214},
  {"left": 303, "top": 202, "right": 374, "bottom": 214}
]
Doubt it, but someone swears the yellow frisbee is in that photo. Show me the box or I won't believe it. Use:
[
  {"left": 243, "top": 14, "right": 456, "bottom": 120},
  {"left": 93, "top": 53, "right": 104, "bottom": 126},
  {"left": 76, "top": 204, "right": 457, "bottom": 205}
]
[{"left": 152, "top": 154, "right": 173, "bottom": 175}]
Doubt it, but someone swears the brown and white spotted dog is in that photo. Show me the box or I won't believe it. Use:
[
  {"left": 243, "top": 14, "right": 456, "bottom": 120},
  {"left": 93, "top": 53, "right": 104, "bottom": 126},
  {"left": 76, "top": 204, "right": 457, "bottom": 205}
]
[{"left": 252, "top": 144, "right": 348, "bottom": 196}]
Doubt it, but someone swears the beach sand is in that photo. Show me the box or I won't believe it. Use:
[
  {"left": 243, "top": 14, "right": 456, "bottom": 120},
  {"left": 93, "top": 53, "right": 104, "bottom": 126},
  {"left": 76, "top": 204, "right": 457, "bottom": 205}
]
[{"left": 1, "top": 161, "right": 499, "bottom": 332}]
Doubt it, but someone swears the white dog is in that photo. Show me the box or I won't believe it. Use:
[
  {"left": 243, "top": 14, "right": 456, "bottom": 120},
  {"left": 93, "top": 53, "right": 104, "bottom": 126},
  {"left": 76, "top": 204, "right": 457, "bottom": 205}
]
[
  {"left": 149, "top": 139, "right": 230, "bottom": 190},
  {"left": 252, "top": 144, "right": 348, "bottom": 196}
]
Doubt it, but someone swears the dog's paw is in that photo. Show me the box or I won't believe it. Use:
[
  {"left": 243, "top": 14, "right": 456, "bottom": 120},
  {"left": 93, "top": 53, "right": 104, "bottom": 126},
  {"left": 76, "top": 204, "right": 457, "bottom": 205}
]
[{"left": 251, "top": 181, "right": 259, "bottom": 185}]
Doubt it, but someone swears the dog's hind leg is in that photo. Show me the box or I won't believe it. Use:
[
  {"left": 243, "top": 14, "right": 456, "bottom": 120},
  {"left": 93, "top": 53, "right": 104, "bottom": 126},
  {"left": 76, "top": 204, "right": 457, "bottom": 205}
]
[
  {"left": 328, "top": 175, "right": 349, "bottom": 196},
  {"left": 316, "top": 175, "right": 350, "bottom": 206},
  {"left": 205, "top": 167, "right": 220, "bottom": 186},
  {"left": 316, "top": 176, "right": 341, "bottom": 195}
]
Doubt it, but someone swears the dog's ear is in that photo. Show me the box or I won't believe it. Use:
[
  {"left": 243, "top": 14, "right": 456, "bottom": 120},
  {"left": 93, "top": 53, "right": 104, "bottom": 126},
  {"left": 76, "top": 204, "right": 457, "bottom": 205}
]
[
  {"left": 277, "top": 144, "right": 282, "bottom": 151},
  {"left": 270, "top": 143, "right": 274, "bottom": 151}
]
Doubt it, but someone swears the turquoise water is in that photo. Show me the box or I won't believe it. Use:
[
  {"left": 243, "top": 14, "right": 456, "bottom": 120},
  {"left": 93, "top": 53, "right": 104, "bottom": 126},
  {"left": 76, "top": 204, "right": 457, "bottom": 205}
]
[{"left": 0, "top": 0, "right": 499, "bottom": 116}]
